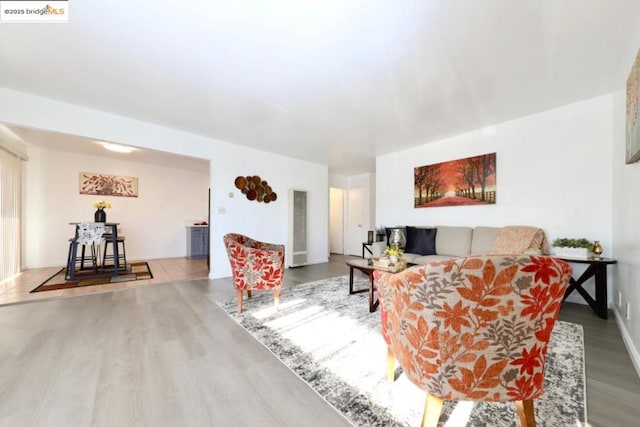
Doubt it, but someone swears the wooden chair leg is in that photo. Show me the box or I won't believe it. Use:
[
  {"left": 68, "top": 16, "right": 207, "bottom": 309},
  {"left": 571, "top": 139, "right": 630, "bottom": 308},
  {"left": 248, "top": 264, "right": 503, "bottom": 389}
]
[
  {"left": 387, "top": 346, "right": 395, "bottom": 381},
  {"left": 421, "top": 394, "right": 444, "bottom": 427},
  {"left": 274, "top": 288, "right": 280, "bottom": 311},
  {"left": 237, "top": 289, "right": 244, "bottom": 313},
  {"left": 515, "top": 399, "right": 536, "bottom": 427},
  {"left": 247, "top": 289, "right": 252, "bottom": 298}
]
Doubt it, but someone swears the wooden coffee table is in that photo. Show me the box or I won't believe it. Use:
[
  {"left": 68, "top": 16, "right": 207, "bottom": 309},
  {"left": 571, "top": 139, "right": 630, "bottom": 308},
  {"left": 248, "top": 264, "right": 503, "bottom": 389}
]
[{"left": 346, "top": 258, "right": 407, "bottom": 312}]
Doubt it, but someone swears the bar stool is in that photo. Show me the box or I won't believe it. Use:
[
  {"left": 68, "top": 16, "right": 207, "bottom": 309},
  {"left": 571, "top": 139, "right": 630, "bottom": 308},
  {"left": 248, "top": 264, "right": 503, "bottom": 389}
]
[
  {"left": 102, "top": 235, "right": 127, "bottom": 272},
  {"left": 66, "top": 222, "right": 105, "bottom": 280}
]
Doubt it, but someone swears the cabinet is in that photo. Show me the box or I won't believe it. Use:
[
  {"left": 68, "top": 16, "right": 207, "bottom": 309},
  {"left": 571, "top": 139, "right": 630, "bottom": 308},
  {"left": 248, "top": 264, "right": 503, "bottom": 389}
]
[{"left": 187, "top": 226, "right": 209, "bottom": 258}]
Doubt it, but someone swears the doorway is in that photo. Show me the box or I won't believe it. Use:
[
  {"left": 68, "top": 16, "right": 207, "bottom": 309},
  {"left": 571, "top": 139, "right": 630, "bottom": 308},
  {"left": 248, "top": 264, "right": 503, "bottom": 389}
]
[
  {"left": 329, "top": 187, "right": 344, "bottom": 254},
  {"left": 329, "top": 186, "right": 369, "bottom": 257}
]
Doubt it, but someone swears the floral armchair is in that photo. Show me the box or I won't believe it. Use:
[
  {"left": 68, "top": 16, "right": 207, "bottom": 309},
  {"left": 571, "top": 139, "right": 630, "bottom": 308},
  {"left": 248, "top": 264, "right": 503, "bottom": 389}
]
[
  {"left": 223, "top": 233, "right": 285, "bottom": 313},
  {"left": 374, "top": 255, "right": 572, "bottom": 427}
]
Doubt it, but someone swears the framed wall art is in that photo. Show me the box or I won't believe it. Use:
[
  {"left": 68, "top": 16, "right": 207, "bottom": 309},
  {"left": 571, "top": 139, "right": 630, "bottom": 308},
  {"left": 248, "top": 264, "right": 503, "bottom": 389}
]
[
  {"left": 414, "top": 153, "right": 496, "bottom": 208},
  {"left": 626, "top": 47, "right": 640, "bottom": 164},
  {"left": 79, "top": 172, "right": 139, "bottom": 197}
]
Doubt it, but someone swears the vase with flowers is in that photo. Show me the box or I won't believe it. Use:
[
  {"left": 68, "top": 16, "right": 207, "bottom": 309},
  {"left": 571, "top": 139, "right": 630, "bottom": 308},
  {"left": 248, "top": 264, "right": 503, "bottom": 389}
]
[
  {"left": 93, "top": 200, "right": 112, "bottom": 222},
  {"left": 384, "top": 246, "right": 404, "bottom": 265}
]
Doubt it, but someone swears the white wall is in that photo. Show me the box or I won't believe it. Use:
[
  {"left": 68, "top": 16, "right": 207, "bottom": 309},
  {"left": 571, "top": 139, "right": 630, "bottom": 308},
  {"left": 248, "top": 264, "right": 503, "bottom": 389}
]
[
  {"left": 209, "top": 145, "right": 329, "bottom": 276},
  {"left": 612, "top": 36, "right": 640, "bottom": 372},
  {"left": 613, "top": 88, "right": 640, "bottom": 374},
  {"left": 0, "top": 88, "right": 329, "bottom": 279},
  {"left": 377, "top": 95, "right": 614, "bottom": 305},
  {"left": 23, "top": 145, "right": 209, "bottom": 268}
]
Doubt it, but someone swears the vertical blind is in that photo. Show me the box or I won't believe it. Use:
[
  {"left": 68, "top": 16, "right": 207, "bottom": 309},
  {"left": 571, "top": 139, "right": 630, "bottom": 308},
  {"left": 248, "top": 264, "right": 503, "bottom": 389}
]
[{"left": 0, "top": 146, "right": 22, "bottom": 283}]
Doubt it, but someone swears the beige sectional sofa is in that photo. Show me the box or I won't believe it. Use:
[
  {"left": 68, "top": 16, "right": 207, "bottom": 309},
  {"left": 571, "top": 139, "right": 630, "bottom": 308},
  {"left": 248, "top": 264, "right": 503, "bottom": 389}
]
[{"left": 370, "top": 225, "right": 546, "bottom": 265}]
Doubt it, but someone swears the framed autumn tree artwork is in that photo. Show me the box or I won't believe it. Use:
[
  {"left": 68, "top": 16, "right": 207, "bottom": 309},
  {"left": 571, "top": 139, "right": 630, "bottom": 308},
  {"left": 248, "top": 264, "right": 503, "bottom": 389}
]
[
  {"left": 627, "top": 47, "right": 640, "bottom": 164},
  {"left": 79, "top": 172, "right": 139, "bottom": 197},
  {"left": 414, "top": 153, "right": 496, "bottom": 208}
]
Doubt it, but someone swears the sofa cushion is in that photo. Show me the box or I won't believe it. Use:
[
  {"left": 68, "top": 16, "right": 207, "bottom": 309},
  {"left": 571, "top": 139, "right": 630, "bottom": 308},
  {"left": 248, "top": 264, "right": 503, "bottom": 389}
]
[
  {"left": 471, "top": 226, "right": 501, "bottom": 254},
  {"left": 401, "top": 252, "right": 423, "bottom": 264},
  {"left": 404, "top": 226, "right": 437, "bottom": 255},
  {"left": 435, "top": 226, "right": 473, "bottom": 256},
  {"left": 412, "top": 254, "right": 457, "bottom": 264}
]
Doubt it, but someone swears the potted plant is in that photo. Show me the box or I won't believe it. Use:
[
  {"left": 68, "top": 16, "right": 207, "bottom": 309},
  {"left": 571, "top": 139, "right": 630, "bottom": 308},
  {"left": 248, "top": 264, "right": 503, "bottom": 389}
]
[
  {"left": 552, "top": 237, "right": 593, "bottom": 258},
  {"left": 384, "top": 246, "right": 404, "bottom": 265},
  {"left": 92, "top": 200, "right": 112, "bottom": 222}
]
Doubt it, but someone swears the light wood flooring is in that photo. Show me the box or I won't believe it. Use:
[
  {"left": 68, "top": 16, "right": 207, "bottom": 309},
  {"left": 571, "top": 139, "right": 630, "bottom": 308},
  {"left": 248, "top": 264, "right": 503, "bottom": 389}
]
[
  {"left": 1, "top": 254, "right": 639, "bottom": 426},
  {"left": 0, "top": 257, "right": 210, "bottom": 306}
]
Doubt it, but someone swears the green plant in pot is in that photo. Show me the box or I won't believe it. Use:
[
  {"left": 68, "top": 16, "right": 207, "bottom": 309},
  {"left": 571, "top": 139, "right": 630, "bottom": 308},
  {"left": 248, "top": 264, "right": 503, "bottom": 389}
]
[
  {"left": 552, "top": 237, "right": 593, "bottom": 258},
  {"left": 552, "top": 238, "right": 593, "bottom": 248}
]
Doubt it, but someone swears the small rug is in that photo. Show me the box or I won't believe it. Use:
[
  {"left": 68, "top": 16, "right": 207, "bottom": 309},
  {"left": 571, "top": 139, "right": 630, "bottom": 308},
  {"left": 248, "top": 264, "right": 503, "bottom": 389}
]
[
  {"left": 217, "top": 275, "right": 586, "bottom": 427},
  {"left": 31, "top": 262, "right": 153, "bottom": 293}
]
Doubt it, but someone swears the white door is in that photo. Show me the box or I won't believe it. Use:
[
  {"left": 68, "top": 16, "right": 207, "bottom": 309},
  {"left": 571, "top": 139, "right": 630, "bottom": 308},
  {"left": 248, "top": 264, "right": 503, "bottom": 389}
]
[
  {"left": 345, "top": 187, "right": 365, "bottom": 256},
  {"left": 329, "top": 188, "right": 344, "bottom": 254}
]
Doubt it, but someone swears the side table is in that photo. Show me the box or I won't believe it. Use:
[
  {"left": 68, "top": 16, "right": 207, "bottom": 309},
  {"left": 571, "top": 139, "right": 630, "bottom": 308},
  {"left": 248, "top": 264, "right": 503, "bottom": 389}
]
[
  {"left": 346, "top": 258, "right": 408, "bottom": 312},
  {"left": 362, "top": 242, "right": 374, "bottom": 258},
  {"left": 347, "top": 258, "right": 379, "bottom": 312},
  {"left": 560, "top": 256, "right": 617, "bottom": 319}
]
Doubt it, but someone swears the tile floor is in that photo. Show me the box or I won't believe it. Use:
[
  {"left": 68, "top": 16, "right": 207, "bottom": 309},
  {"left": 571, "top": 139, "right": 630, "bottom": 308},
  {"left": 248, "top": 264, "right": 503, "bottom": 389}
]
[{"left": 0, "top": 257, "right": 209, "bottom": 306}]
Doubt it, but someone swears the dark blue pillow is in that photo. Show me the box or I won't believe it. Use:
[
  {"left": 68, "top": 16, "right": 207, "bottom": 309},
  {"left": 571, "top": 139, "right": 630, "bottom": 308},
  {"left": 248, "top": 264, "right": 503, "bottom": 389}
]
[{"left": 404, "top": 226, "right": 437, "bottom": 255}]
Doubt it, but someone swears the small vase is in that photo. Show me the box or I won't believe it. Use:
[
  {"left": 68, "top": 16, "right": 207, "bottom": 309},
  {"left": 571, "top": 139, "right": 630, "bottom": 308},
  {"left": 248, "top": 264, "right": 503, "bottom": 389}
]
[
  {"left": 94, "top": 209, "right": 106, "bottom": 223},
  {"left": 592, "top": 241, "right": 603, "bottom": 258},
  {"left": 389, "top": 255, "right": 398, "bottom": 265}
]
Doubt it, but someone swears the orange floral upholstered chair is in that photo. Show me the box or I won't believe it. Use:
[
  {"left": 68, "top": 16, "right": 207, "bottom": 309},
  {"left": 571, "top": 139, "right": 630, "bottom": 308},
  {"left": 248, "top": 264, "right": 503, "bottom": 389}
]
[
  {"left": 223, "top": 233, "right": 285, "bottom": 313},
  {"left": 374, "top": 255, "right": 572, "bottom": 427}
]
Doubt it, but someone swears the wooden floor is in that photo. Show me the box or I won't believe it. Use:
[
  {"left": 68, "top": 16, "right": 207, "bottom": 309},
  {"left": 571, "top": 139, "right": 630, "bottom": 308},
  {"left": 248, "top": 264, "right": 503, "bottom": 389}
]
[
  {"left": 1, "top": 254, "right": 639, "bottom": 426},
  {"left": 0, "top": 257, "right": 210, "bottom": 306}
]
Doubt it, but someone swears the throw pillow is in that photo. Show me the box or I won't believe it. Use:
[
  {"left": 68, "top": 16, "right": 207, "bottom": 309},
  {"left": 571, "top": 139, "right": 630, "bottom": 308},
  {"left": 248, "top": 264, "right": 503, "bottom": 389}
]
[{"left": 404, "top": 226, "right": 437, "bottom": 255}]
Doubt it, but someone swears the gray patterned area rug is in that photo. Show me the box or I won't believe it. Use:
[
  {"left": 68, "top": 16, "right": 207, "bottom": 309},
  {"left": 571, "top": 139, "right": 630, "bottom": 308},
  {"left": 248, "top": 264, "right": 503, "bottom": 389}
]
[{"left": 217, "top": 274, "right": 586, "bottom": 427}]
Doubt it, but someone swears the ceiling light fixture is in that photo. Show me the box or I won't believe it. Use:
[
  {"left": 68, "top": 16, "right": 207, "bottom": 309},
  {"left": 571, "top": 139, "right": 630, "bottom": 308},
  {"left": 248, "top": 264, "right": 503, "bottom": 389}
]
[{"left": 102, "top": 142, "right": 135, "bottom": 153}]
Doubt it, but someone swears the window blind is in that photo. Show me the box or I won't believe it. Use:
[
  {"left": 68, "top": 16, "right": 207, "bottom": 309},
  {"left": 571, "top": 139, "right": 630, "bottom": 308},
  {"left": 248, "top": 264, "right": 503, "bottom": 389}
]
[{"left": 0, "top": 147, "right": 22, "bottom": 282}]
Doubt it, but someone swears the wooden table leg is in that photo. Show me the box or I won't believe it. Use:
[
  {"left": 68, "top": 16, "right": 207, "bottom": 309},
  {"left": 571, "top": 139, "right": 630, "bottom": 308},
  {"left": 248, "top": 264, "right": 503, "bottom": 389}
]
[
  {"left": 349, "top": 265, "right": 372, "bottom": 295},
  {"left": 594, "top": 265, "right": 608, "bottom": 319},
  {"left": 563, "top": 263, "right": 608, "bottom": 319},
  {"left": 368, "top": 272, "right": 379, "bottom": 312},
  {"left": 349, "top": 265, "right": 355, "bottom": 294}
]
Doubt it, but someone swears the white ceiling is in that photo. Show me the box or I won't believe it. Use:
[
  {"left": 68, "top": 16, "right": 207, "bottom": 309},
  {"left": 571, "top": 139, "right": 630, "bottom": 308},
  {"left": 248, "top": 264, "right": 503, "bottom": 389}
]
[
  {"left": 5, "top": 125, "right": 210, "bottom": 172},
  {"left": 1, "top": 0, "right": 639, "bottom": 174}
]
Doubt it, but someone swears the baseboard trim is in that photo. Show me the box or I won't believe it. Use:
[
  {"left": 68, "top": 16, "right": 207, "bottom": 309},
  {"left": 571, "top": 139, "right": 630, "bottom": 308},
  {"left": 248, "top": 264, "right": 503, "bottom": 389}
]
[{"left": 613, "top": 306, "right": 640, "bottom": 378}]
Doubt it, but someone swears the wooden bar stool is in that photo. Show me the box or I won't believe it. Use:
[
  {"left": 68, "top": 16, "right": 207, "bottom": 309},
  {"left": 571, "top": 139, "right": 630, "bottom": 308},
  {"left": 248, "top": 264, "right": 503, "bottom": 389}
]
[{"left": 102, "top": 235, "right": 127, "bottom": 272}]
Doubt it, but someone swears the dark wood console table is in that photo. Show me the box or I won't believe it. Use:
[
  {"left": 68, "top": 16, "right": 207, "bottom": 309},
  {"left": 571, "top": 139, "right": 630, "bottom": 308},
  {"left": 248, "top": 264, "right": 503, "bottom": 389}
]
[
  {"left": 362, "top": 242, "right": 374, "bottom": 258},
  {"left": 560, "top": 256, "right": 617, "bottom": 319}
]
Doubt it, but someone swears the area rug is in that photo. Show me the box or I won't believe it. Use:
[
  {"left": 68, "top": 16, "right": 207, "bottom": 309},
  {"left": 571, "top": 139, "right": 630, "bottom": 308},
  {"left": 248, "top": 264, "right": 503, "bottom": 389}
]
[
  {"left": 217, "top": 275, "right": 586, "bottom": 427},
  {"left": 31, "top": 261, "right": 153, "bottom": 293}
]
